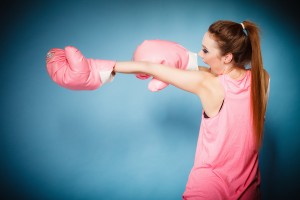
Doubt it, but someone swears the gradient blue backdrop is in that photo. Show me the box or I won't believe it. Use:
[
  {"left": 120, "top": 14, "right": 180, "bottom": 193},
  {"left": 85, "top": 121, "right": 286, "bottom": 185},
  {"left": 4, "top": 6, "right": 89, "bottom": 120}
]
[{"left": 1, "top": 0, "right": 299, "bottom": 199}]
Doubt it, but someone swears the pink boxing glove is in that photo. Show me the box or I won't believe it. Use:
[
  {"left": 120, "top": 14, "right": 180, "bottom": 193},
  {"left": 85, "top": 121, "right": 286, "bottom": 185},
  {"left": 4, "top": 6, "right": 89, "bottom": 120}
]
[
  {"left": 132, "top": 39, "right": 198, "bottom": 92},
  {"left": 46, "top": 46, "right": 115, "bottom": 90}
]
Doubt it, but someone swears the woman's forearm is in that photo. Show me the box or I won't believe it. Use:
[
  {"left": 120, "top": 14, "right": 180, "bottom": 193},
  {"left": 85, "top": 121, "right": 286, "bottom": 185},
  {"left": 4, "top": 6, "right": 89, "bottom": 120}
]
[{"left": 114, "top": 61, "right": 149, "bottom": 74}]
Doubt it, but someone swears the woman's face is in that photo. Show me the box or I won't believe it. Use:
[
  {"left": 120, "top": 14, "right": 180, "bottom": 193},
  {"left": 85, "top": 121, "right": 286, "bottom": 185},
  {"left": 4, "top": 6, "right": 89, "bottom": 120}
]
[{"left": 198, "top": 32, "right": 226, "bottom": 75}]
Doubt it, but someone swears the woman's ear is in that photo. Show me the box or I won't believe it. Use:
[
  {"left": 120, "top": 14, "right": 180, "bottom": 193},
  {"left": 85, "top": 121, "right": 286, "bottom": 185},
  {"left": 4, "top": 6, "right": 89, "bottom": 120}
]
[{"left": 224, "top": 53, "right": 233, "bottom": 64}]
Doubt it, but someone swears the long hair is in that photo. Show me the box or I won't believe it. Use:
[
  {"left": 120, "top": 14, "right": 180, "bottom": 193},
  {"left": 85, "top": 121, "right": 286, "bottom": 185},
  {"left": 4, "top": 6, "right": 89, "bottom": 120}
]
[{"left": 208, "top": 20, "right": 267, "bottom": 149}]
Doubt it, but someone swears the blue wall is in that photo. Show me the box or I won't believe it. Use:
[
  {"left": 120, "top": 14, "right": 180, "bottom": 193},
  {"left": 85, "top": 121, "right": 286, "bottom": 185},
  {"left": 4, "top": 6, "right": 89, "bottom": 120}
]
[{"left": 1, "top": 0, "right": 299, "bottom": 199}]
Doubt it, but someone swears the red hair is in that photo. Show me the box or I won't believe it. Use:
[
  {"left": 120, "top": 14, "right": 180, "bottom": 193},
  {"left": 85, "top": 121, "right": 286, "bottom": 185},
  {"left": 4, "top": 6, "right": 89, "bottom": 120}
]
[{"left": 208, "top": 20, "right": 268, "bottom": 149}]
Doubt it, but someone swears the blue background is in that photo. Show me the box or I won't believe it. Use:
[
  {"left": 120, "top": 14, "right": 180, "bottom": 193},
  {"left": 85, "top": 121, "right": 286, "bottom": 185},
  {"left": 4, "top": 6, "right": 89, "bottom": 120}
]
[{"left": 1, "top": 0, "right": 299, "bottom": 199}]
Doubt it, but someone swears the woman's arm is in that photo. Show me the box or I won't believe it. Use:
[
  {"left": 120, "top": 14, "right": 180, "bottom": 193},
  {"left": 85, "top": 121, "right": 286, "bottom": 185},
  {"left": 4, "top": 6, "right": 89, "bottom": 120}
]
[{"left": 114, "top": 61, "right": 211, "bottom": 95}]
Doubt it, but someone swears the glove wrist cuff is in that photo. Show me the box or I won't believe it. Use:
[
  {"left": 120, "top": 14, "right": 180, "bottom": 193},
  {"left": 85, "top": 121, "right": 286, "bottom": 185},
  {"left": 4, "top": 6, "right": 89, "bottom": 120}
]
[
  {"left": 99, "top": 70, "right": 115, "bottom": 84},
  {"left": 186, "top": 51, "right": 198, "bottom": 71}
]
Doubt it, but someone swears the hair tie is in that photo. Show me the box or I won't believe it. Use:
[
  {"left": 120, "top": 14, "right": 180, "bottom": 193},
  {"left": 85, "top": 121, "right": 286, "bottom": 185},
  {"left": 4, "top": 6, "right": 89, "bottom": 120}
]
[
  {"left": 240, "top": 23, "right": 245, "bottom": 30},
  {"left": 240, "top": 22, "right": 248, "bottom": 36}
]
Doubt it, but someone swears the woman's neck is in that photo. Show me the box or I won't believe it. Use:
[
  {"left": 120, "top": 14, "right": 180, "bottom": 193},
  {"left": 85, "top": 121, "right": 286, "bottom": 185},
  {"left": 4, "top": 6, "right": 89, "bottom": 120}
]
[{"left": 226, "top": 66, "right": 247, "bottom": 80}]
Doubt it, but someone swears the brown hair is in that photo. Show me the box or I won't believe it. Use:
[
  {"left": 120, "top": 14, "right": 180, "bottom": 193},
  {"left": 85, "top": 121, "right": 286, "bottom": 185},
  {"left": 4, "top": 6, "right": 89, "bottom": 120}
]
[{"left": 208, "top": 20, "right": 267, "bottom": 149}]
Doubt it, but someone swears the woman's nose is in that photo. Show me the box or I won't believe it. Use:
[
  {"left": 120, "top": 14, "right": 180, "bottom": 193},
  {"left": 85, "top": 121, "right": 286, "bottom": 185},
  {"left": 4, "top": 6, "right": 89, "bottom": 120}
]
[{"left": 198, "top": 50, "right": 203, "bottom": 58}]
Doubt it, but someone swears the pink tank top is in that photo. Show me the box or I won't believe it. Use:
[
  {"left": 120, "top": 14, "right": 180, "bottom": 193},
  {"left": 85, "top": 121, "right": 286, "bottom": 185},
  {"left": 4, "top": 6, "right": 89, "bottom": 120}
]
[{"left": 183, "top": 70, "right": 260, "bottom": 200}]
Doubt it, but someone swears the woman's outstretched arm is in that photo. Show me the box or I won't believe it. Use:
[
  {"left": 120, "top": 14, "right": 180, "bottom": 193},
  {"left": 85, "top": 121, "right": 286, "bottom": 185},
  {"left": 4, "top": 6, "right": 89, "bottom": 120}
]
[{"left": 45, "top": 45, "right": 213, "bottom": 95}]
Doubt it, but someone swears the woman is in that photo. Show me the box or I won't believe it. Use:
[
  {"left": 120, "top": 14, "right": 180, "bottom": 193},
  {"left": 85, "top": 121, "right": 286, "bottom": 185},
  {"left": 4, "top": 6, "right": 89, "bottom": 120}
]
[
  {"left": 46, "top": 20, "right": 270, "bottom": 199},
  {"left": 114, "top": 20, "right": 270, "bottom": 199}
]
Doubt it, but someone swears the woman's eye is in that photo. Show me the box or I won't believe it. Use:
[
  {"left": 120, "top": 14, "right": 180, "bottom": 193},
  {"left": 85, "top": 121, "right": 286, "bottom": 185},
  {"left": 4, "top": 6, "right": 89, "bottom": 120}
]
[{"left": 202, "top": 49, "right": 208, "bottom": 54}]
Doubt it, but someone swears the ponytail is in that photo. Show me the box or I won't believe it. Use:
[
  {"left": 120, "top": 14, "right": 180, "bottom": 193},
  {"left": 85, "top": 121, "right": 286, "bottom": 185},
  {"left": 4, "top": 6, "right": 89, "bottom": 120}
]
[{"left": 243, "top": 21, "right": 267, "bottom": 149}]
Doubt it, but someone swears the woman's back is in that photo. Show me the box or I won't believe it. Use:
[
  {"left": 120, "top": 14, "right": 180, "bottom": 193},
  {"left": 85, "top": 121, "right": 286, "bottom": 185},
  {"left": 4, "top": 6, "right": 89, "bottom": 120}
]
[{"left": 183, "top": 70, "right": 261, "bottom": 200}]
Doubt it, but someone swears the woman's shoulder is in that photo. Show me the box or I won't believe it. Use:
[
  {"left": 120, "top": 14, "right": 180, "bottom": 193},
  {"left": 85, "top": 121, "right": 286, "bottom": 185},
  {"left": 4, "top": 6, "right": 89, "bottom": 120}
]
[
  {"left": 196, "top": 68, "right": 225, "bottom": 118},
  {"left": 198, "top": 66, "right": 211, "bottom": 72},
  {"left": 196, "top": 66, "right": 219, "bottom": 81},
  {"left": 249, "top": 68, "right": 270, "bottom": 80}
]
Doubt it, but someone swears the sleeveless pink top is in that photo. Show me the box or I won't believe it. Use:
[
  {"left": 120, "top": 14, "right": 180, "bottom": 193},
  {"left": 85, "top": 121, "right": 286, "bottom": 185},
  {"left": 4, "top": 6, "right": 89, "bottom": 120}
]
[{"left": 183, "top": 70, "right": 260, "bottom": 200}]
